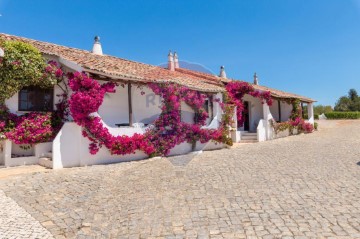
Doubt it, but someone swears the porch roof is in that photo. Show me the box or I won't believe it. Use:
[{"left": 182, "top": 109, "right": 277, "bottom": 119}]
[
  {"left": 0, "top": 33, "right": 224, "bottom": 93},
  {"left": 175, "top": 68, "right": 316, "bottom": 103},
  {"left": 251, "top": 84, "right": 316, "bottom": 103}
]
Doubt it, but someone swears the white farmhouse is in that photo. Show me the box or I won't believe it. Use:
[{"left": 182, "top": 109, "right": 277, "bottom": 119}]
[{"left": 0, "top": 33, "right": 315, "bottom": 169}]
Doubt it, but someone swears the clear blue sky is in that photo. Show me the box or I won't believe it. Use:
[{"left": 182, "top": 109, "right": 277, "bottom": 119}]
[{"left": 1, "top": 0, "right": 359, "bottom": 106}]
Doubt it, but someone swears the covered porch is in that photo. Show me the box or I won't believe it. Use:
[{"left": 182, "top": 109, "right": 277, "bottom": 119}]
[{"left": 232, "top": 95, "right": 315, "bottom": 143}]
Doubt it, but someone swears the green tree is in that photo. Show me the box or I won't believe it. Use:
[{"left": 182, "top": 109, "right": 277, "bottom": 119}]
[
  {"left": 334, "top": 96, "right": 352, "bottom": 111},
  {"left": 348, "top": 89, "right": 358, "bottom": 102},
  {"left": 349, "top": 98, "right": 360, "bottom": 111},
  {"left": 314, "top": 105, "right": 333, "bottom": 115},
  {"left": 0, "top": 40, "right": 53, "bottom": 103},
  {"left": 334, "top": 89, "right": 360, "bottom": 112}
]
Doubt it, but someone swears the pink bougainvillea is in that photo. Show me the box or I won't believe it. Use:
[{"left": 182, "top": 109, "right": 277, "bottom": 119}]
[
  {"left": 68, "top": 74, "right": 231, "bottom": 157},
  {"left": 226, "top": 81, "right": 272, "bottom": 127},
  {"left": 0, "top": 61, "right": 68, "bottom": 146},
  {"left": 68, "top": 72, "right": 156, "bottom": 155},
  {"left": 5, "top": 112, "right": 62, "bottom": 145},
  {"left": 1, "top": 58, "right": 315, "bottom": 155}
]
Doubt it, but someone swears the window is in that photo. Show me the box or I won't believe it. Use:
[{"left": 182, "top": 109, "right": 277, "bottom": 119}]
[
  {"left": 18, "top": 86, "right": 54, "bottom": 112},
  {"left": 203, "top": 99, "right": 210, "bottom": 115},
  {"left": 203, "top": 98, "right": 214, "bottom": 120},
  {"left": 195, "top": 99, "right": 214, "bottom": 124}
]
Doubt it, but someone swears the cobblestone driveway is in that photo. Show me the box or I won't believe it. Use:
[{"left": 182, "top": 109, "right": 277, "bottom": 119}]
[{"left": 1, "top": 120, "right": 360, "bottom": 239}]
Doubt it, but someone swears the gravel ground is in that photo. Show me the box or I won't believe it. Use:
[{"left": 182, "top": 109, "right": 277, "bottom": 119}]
[{"left": 0, "top": 120, "right": 359, "bottom": 239}]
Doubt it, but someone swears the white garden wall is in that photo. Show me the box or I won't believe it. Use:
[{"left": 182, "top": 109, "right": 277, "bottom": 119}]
[
  {"left": 1, "top": 140, "right": 52, "bottom": 167},
  {"left": 52, "top": 120, "right": 225, "bottom": 169}
]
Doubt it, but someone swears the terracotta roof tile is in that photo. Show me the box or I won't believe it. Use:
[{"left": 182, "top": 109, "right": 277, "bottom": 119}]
[
  {"left": 177, "top": 68, "right": 315, "bottom": 103},
  {"left": 0, "top": 33, "right": 224, "bottom": 92},
  {"left": 250, "top": 84, "right": 316, "bottom": 103},
  {"left": 0, "top": 33, "right": 315, "bottom": 102}
]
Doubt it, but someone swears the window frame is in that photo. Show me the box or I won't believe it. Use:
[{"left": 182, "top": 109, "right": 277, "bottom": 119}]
[{"left": 18, "top": 86, "right": 54, "bottom": 112}]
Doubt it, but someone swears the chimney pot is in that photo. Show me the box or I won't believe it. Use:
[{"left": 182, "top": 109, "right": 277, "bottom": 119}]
[
  {"left": 253, "top": 72, "right": 259, "bottom": 85},
  {"left": 174, "top": 52, "right": 179, "bottom": 69},
  {"left": 92, "top": 35, "right": 103, "bottom": 55},
  {"left": 168, "top": 50, "right": 175, "bottom": 71},
  {"left": 219, "top": 66, "right": 227, "bottom": 78}
]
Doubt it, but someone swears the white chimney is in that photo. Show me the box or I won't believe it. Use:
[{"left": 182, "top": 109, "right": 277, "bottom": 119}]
[
  {"left": 253, "top": 72, "right": 259, "bottom": 85},
  {"left": 219, "top": 66, "right": 227, "bottom": 78},
  {"left": 174, "top": 52, "right": 179, "bottom": 69},
  {"left": 168, "top": 51, "right": 174, "bottom": 71},
  {"left": 92, "top": 36, "right": 103, "bottom": 55}
]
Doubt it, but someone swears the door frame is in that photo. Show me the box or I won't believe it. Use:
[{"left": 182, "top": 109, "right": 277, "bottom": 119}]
[{"left": 243, "top": 101, "right": 250, "bottom": 131}]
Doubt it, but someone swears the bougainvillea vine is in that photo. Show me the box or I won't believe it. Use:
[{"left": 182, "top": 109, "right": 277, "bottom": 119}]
[
  {"left": 225, "top": 81, "right": 272, "bottom": 127},
  {"left": 68, "top": 73, "right": 231, "bottom": 157},
  {"left": 0, "top": 60, "right": 68, "bottom": 148}
]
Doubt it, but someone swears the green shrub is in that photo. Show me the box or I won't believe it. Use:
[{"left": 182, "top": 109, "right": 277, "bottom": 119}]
[
  {"left": 314, "top": 122, "right": 318, "bottom": 130},
  {"left": 302, "top": 114, "right": 319, "bottom": 120},
  {"left": 324, "top": 112, "right": 360, "bottom": 119},
  {"left": 0, "top": 40, "right": 53, "bottom": 103}
]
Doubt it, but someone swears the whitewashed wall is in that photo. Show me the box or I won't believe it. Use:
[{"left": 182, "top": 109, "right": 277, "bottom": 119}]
[
  {"left": 269, "top": 99, "right": 280, "bottom": 122},
  {"left": 51, "top": 92, "right": 225, "bottom": 169},
  {"left": 280, "top": 101, "right": 293, "bottom": 121},
  {"left": 98, "top": 84, "right": 129, "bottom": 127},
  {"left": 5, "top": 84, "right": 65, "bottom": 115},
  {"left": 239, "top": 94, "right": 263, "bottom": 132},
  {"left": 3, "top": 55, "right": 225, "bottom": 168},
  {"left": 132, "top": 86, "right": 162, "bottom": 124},
  {"left": 269, "top": 100, "right": 293, "bottom": 122},
  {"left": 53, "top": 122, "right": 224, "bottom": 169},
  {"left": 1, "top": 140, "right": 52, "bottom": 167},
  {"left": 98, "top": 84, "right": 162, "bottom": 127},
  {"left": 181, "top": 101, "right": 195, "bottom": 124},
  {"left": 0, "top": 141, "right": 4, "bottom": 166}
]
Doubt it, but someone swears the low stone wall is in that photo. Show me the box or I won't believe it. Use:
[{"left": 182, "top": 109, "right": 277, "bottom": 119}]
[
  {"left": 1, "top": 141, "right": 52, "bottom": 167},
  {"left": 273, "top": 128, "right": 299, "bottom": 139}
]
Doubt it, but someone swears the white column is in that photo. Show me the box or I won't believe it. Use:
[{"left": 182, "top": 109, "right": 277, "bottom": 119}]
[
  {"left": 262, "top": 103, "right": 274, "bottom": 140},
  {"left": 263, "top": 103, "right": 272, "bottom": 121},
  {"left": 4, "top": 140, "right": 12, "bottom": 167},
  {"left": 231, "top": 106, "right": 240, "bottom": 143},
  {"left": 308, "top": 102, "right": 314, "bottom": 124}
]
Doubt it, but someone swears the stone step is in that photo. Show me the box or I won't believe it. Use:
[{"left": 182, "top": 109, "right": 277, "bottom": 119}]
[
  {"left": 242, "top": 132, "right": 257, "bottom": 136},
  {"left": 42, "top": 152, "right": 53, "bottom": 159},
  {"left": 38, "top": 157, "right": 53, "bottom": 169},
  {"left": 240, "top": 139, "right": 258, "bottom": 143},
  {"left": 241, "top": 135, "right": 258, "bottom": 140}
]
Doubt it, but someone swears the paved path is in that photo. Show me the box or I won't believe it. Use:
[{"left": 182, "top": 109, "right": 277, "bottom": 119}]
[
  {"left": 0, "top": 120, "right": 360, "bottom": 238},
  {"left": 0, "top": 190, "right": 54, "bottom": 239}
]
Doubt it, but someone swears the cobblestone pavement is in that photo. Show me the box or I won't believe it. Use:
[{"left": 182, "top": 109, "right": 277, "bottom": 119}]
[
  {"left": 0, "top": 190, "right": 54, "bottom": 239},
  {"left": 0, "top": 120, "right": 360, "bottom": 238}
]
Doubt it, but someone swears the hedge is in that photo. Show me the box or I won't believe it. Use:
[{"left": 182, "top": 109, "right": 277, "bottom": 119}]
[
  {"left": 302, "top": 114, "right": 319, "bottom": 120},
  {"left": 324, "top": 112, "right": 360, "bottom": 119}
]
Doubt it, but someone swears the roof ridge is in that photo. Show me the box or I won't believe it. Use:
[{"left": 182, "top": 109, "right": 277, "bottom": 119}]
[
  {"left": 0, "top": 33, "right": 167, "bottom": 71},
  {"left": 0, "top": 33, "right": 92, "bottom": 54},
  {"left": 0, "top": 33, "right": 315, "bottom": 100}
]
